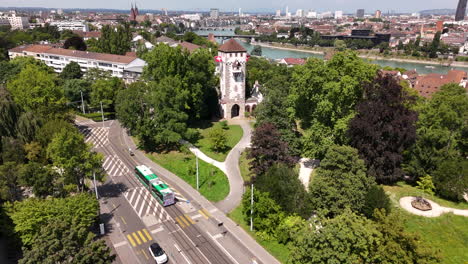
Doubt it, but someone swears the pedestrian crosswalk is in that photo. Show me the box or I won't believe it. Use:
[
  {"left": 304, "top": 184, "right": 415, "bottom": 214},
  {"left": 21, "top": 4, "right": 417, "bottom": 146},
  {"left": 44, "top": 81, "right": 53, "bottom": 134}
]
[
  {"left": 124, "top": 187, "right": 171, "bottom": 222},
  {"left": 80, "top": 127, "right": 109, "bottom": 148},
  {"left": 198, "top": 208, "right": 211, "bottom": 220},
  {"left": 175, "top": 214, "right": 196, "bottom": 228},
  {"left": 102, "top": 155, "right": 130, "bottom": 177},
  {"left": 126, "top": 228, "right": 153, "bottom": 247}
]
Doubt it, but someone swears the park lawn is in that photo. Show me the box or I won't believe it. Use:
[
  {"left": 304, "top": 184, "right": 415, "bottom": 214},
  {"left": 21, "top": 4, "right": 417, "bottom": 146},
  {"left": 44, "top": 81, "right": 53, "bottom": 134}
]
[
  {"left": 147, "top": 150, "right": 229, "bottom": 202},
  {"left": 402, "top": 211, "right": 468, "bottom": 264},
  {"left": 384, "top": 182, "right": 468, "bottom": 210},
  {"left": 193, "top": 122, "right": 243, "bottom": 162},
  {"left": 384, "top": 183, "right": 468, "bottom": 264},
  {"left": 239, "top": 151, "right": 254, "bottom": 182},
  {"left": 228, "top": 203, "right": 289, "bottom": 264}
]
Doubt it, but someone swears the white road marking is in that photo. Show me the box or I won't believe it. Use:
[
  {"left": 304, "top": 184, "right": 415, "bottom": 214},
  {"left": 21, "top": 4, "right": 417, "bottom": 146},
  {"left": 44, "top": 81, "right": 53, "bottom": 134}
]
[
  {"left": 129, "top": 189, "right": 137, "bottom": 204},
  {"left": 151, "top": 227, "right": 164, "bottom": 234},
  {"left": 206, "top": 231, "right": 239, "bottom": 264},
  {"left": 192, "top": 214, "right": 202, "bottom": 219},
  {"left": 114, "top": 240, "right": 128, "bottom": 248}
]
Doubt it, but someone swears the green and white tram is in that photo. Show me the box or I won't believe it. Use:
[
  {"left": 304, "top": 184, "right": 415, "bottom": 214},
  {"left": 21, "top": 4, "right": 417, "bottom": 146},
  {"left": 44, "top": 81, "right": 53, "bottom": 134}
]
[{"left": 135, "top": 165, "right": 175, "bottom": 206}]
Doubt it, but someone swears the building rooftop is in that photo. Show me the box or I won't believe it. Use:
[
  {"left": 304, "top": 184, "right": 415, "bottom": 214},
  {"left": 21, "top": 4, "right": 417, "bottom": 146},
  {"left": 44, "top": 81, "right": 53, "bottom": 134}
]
[
  {"left": 9, "top": 44, "right": 137, "bottom": 64},
  {"left": 218, "top": 39, "right": 246, "bottom": 53}
]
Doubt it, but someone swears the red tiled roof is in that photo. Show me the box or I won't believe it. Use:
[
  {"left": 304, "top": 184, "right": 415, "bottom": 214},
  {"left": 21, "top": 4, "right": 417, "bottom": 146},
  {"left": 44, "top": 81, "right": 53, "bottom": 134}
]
[
  {"left": 282, "top": 58, "right": 306, "bottom": 65},
  {"left": 414, "top": 70, "right": 467, "bottom": 98},
  {"left": 179, "top": 41, "right": 201, "bottom": 53},
  {"left": 10, "top": 44, "right": 137, "bottom": 64},
  {"left": 73, "top": 30, "right": 101, "bottom": 39},
  {"left": 218, "top": 39, "right": 246, "bottom": 53}
]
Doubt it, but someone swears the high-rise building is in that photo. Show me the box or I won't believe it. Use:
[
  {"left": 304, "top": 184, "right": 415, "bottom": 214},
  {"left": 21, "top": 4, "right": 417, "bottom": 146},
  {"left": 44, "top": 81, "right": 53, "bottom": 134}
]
[
  {"left": 275, "top": 10, "right": 281, "bottom": 17},
  {"left": 356, "top": 9, "right": 365, "bottom": 18},
  {"left": 306, "top": 10, "right": 317, "bottom": 18},
  {"left": 334, "top": 10, "right": 343, "bottom": 19},
  {"left": 455, "top": 0, "right": 467, "bottom": 21},
  {"left": 285, "top": 6, "right": 289, "bottom": 16},
  {"left": 375, "top": 10, "right": 382, "bottom": 18},
  {"left": 210, "top": 8, "right": 219, "bottom": 19},
  {"left": 239, "top": 8, "right": 242, "bottom": 17},
  {"left": 296, "top": 9, "right": 304, "bottom": 17}
]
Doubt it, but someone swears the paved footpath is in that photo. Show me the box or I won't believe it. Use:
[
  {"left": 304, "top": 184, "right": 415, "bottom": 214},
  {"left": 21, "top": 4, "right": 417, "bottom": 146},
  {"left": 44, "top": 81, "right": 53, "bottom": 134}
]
[
  {"left": 399, "top": 196, "right": 468, "bottom": 217},
  {"left": 182, "top": 119, "right": 253, "bottom": 214}
]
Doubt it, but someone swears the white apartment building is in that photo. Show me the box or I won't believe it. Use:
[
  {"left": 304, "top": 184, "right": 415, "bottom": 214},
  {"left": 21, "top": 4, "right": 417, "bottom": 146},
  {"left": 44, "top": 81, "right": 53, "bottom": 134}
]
[
  {"left": 49, "top": 20, "right": 88, "bottom": 31},
  {"left": 8, "top": 44, "right": 146, "bottom": 83},
  {"left": 296, "top": 9, "right": 304, "bottom": 18},
  {"left": 1, "top": 14, "right": 29, "bottom": 29},
  {"left": 334, "top": 11, "right": 343, "bottom": 19}
]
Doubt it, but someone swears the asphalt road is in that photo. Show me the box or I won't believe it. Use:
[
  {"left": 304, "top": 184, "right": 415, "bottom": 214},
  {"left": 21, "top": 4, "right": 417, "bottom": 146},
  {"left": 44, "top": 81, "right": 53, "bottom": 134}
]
[{"left": 76, "top": 118, "right": 260, "bottom": 264}]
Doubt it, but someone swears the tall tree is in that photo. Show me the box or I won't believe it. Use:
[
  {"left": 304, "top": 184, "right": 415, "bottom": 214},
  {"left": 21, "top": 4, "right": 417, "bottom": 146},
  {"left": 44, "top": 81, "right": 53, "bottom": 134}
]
[
  {"left": 20, "top": 220, "right": 114, "bottom": 264},
  {"left": 115, "top": 81, "right": 147, "bottom": 132},
  {"left": 46, "top": 128, "right": 103, "bottom": 192},
  {"left": 288, "top": 51, "right": 378, "bottom": 159},
  {"left": 90, "top": 77, "right": 124, "bottom": 110},
  {"left": 0, "top": 86, "right": 20, "bottom": 139},
  {"left": 0, "top": 162, "right": 21, "bottom": 201},
  {"left": 6, "top": 64, "right": 66, "bottom": 117},
  {"left": 63, "top": 36, "right": 87, "bottom": 51},
  {"left": 256, "top": 164, "right": 312, "bottom": 218},
  {"left": 404, "top": 83, "right": 468, "bottom": 181},
  {"left": 247, "top": 123, "right": 296, "bottom": 178},
  {"left": 348, "top": 74, "right": 417, "bottom": 184},
  {"left": 308, "top": 145, "right": 374, "bottom": 217},
  {"left": 60, "top": 61, "right": 83, "bottom": 80},
  {"left": 288, "top": 208, "right": 382, "bottom": 264},
  {"left": 432, "top": 159, "right": 468, "bottom": 202}
]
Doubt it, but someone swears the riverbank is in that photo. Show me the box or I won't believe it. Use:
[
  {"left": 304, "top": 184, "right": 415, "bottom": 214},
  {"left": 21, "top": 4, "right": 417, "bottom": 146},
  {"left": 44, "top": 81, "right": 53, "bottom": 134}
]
[{"left": 250, "top": 41, "right": 468, "bottom": 69}]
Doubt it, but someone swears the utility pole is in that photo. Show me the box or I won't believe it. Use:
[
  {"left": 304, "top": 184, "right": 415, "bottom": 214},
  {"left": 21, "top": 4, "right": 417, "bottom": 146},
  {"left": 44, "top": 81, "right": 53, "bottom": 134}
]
[
  {"left": 93, "top": 172, "right": 99, "bottom": 199},
  {"left": 196, "top": 153, "right": 199, "bottom": 191},
  {"left": 250, "top": 183, "right": 254, "bottom": 231},
  {"left": 100, "top": 101, "right": 105, "bottom": 128},
  {"left": 80, "top": 91, "right": 85, "bottom": 114}
]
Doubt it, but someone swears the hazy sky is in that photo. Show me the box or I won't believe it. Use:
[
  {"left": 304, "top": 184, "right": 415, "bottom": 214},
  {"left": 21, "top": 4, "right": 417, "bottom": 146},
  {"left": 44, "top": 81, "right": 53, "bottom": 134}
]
[{"left": 0, "top": 0, "right": 461, "bottom": 13}]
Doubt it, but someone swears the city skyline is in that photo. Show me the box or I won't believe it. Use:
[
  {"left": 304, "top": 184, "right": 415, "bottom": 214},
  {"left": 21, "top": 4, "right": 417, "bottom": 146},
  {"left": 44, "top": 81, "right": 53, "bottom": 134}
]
[{"left": 0, "top": 0, "right": 462, "bottom": 13}]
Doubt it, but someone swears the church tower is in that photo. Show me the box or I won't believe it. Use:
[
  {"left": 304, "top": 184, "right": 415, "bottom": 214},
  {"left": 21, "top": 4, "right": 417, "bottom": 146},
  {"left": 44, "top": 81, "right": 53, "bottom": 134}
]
[{"left": 217, "top": 39, "right": 247, "bottom": 119}]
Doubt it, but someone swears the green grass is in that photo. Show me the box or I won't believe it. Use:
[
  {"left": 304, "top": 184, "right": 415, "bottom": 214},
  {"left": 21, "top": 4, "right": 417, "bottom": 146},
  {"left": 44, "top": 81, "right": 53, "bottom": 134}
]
[
  {"left": 147, "top": 150, "right": 229, "bottom": 202},
  {"left": 239, "top": 151, "right": 254, "bottom": 182},
  {"left": 384, "top": 183, "right": 468, "bottom": 264},
  {"left": 193, "top": 122, "right": 243, "bottom": 162},
  {"left": 403, "top": 211, "right": 468, "bottom": 264},
  {"left": 228, "top": 203, "right": 290, "bottom": 263},
  {"left": 384, "top": 182, "right": 468, "bottom": 210}
]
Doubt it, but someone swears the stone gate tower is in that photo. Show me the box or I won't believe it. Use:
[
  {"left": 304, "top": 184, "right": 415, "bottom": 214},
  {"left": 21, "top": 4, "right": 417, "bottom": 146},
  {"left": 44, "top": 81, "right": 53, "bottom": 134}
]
[{"left": 217, "top": 39, "right": 247, "bottom": 119}]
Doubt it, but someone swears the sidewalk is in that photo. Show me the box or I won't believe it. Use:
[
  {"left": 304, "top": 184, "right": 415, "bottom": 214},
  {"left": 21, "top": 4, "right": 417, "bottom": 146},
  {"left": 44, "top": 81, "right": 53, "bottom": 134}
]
[{"left": 181, "top": 119, "right": 253, "bottom": 213}]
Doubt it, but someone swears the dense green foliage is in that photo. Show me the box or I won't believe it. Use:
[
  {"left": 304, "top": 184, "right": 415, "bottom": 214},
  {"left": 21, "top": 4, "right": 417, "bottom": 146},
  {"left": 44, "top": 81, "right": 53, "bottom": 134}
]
[
  {"left": 288, "top": 51, "right": 378, "bottom": 159},
  {"left": 308, "top": 145, "right": 375, "bottom": 217},
  {"left": 94, "top": 23, "right": 132, "bottom": 55},
  {"left": 348, "top": 74, "right": 418, "bottom": 184},
  {"left": 60, "top": 61, "right": 83, "bottom": 80}
]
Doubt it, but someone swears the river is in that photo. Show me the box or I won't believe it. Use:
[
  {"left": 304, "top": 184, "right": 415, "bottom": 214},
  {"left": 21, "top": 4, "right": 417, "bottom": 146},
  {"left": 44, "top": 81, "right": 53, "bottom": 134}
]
[{"left": 195, "top": 30, "right": 467, "bottom": 75}]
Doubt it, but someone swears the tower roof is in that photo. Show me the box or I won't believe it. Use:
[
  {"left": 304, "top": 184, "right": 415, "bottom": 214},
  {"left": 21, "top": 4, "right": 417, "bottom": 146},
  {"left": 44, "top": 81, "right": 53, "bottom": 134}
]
[{"left": 218, "top": 39, "right": 246, "bottom": 53}]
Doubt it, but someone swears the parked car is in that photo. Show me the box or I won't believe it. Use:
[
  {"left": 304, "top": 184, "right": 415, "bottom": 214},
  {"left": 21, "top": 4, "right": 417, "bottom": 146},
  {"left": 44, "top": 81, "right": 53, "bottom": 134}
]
[{"left": 148, "top": 243, "right": 168, "bottom": 264}]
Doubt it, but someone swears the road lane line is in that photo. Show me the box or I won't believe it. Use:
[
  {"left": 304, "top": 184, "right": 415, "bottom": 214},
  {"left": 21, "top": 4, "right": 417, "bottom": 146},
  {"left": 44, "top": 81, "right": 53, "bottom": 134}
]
[
  {"left": 129, "top": 189, "right": 137, "bottom": 203},
  {"left": 126, "top": 234, "right": 136, "bottom": 247},
  {"left": 114, "top": 240, "right": 128, "bottom": 248},
  {"left": 206, "top": 231, "right": 240, "bottom": 264},
  {"left": 203, "top": 208, "right": 213, "bottom": 217},
  {"left": 192, "top": 214, "right": 202, "bottom": 219},
  {"left": 132, "top": 232, "right": 142, "bottom": 245},
  {"left": 138, "top": 230, "right": 147, "bottom": 243},
  {"left": 180, "top": 251, "right": 192, "bottom": 264},
  {"left": 150, "top": 227, "right": 164, "bottom": 234},
  {"left": 145, "top": 201, "right": 152, "bottom": 216},
  {"left": 184, "top": 214, "right": 195, "bottom": 225},
  {"left": 198, "top": 210, "right": 209, "bottom": 219},
  {"left": 180, "top": 215, "right": 190, "bottom": 227},
  {"left": 133, "top": 189, "right": 142, "bottom": 207},
  {"left": 120, "top": 216, "right": 127, "bottom": 225},
  {"left": 142, "top": 249, "right": 149, "bottom": 260},
  {"left": 143, "top": 228, "right": 153, "bottom": 240},
  {"left": 175, "top": 217, "right": 186, "bottom": 228}
]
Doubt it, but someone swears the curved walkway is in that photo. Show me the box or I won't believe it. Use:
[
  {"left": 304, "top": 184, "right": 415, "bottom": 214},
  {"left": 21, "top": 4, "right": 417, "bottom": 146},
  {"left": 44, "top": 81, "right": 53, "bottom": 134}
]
[
  {"left": 399, "top": 196, "right": 468, "bottom": 217},
  {"left": 182, "top": 119, "right": 252, "bottom": 213}
]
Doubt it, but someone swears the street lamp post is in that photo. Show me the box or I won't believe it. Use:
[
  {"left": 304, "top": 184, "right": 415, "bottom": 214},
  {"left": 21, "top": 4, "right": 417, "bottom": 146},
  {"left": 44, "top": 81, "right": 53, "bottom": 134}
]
[
  {"left": 80, "top": 90, "right": 85, "bottom": 114},
  {"left": 250, "top": 183, "right": 254, "bottom": 231},
  {"left": 93, "top": 172, "right": 99, "bottom": 200},
  {"left": 100, "top": 101, "right": 105, "bottom": 128}
]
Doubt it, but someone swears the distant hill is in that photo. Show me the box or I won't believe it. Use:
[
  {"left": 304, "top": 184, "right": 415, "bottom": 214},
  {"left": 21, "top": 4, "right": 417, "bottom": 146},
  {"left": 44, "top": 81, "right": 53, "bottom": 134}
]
[{"left": 419, "top": 9, "right": 456, "bottom": 15}]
